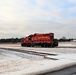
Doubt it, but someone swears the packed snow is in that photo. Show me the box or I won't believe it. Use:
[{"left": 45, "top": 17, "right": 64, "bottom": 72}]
[{"left": 0, "top": 42, "right": 76, "bottom": 75}]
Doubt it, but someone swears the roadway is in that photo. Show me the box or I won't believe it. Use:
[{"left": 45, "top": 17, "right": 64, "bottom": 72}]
[{"left": 43, "top": 65, "right": 76, "bottom": 75}]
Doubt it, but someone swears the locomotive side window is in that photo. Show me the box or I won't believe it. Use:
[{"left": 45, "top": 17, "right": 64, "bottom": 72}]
[
  {"left": 28, "top": 35, "right": 32, "bottom": 40},
  {"left": 28, "top": 37, "right": 31, "bottom": 40}
]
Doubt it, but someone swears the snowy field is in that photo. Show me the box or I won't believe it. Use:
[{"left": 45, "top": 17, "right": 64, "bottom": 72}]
[{"left": 0, "top": 42, "right": 76, "bottom": 75}]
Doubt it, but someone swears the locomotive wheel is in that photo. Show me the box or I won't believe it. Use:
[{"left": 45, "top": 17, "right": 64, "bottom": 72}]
[{"left": 21, "top": 43, "right": 25, "bottom": 47}]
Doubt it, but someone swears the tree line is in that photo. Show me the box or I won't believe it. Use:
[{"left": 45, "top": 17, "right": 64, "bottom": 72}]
[
  {"left": 0, "top": 37, "right": 75, "bottom": 43},
  {"left": 55, "top": 38, "right": 73, "bottom": 42},
  {"left": 0, "top": 38, "right": 22, "bottom": 43}
]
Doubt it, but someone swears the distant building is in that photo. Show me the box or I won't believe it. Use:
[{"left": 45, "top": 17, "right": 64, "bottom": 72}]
[
  {"left": 73, "top": 39, "right": 76, "bottom": 42},
  {"left": 62, "top": 36, "right": 66, "bottom": 40}
]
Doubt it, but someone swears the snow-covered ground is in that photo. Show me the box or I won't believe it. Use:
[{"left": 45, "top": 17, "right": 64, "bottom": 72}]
[
  {"left": 0, "top": 42, "right": 76, "bottom": 75},
  {"left": 59, "top": 42, "right": 76, "bottom": 47}
]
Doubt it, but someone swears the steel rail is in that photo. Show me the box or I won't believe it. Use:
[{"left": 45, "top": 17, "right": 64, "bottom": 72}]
[{"left": 57, "top": 46, "right": 76, "bottom": 48}]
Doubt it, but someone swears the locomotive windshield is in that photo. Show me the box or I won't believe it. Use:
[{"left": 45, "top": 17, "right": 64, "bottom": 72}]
[{"left": 50, "top": 33, "right": 54, "bottom": 36}]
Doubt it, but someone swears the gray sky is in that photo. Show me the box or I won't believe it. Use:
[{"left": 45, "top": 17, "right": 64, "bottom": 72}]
[{"left": 0, "top": 0, "right": 76, "bottom": 39}]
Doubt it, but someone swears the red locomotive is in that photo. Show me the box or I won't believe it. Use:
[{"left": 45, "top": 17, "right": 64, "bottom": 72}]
[{"left": 21, "top": 33, "right": 58, "bottom": 47}]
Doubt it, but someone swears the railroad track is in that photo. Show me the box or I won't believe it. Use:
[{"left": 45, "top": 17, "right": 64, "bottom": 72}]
[
  {"left": 0, "top": 47, "right": 58, "bottom": 60},
  {"left": 57, "top": 46, "right": 76, "bottom": 48},
  {"left": 35, "top": 46, "right": 76, "bottom": 48}
]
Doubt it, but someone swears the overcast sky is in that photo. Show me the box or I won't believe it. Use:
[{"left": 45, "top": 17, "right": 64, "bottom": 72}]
[{"left": 0, "top": 0, "right": 76, "bottom": 39}]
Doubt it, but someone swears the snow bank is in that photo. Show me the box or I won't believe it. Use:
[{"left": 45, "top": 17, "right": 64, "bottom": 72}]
[
  {"left": 0, "top": 49, "right": 76, "bottom": 75},
  {"left": 0, "top": 59, "right": 76, "bottom": 75}
]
